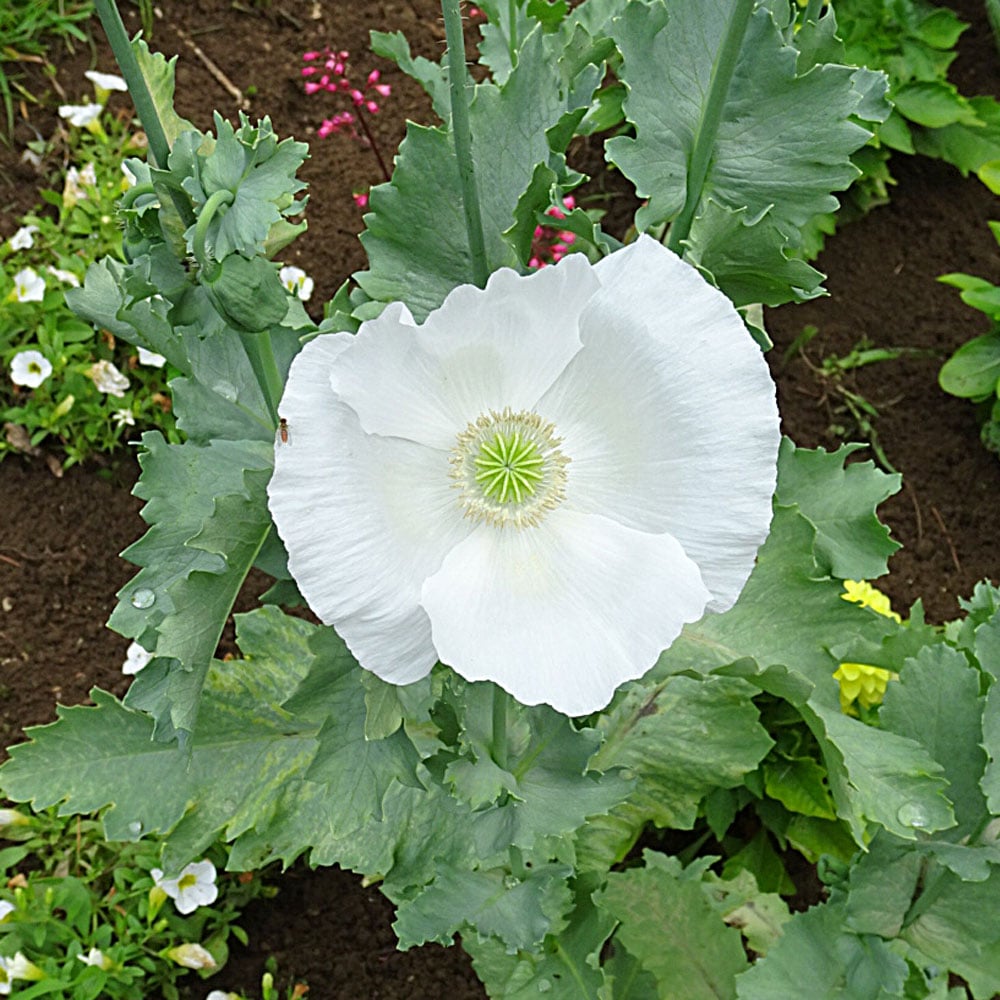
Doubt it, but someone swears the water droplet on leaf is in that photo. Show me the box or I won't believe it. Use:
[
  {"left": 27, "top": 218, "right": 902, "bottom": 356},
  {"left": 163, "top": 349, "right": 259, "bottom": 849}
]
[
  {"left": 130, "top": 588, "right": 156, "bottom": 609},
  {"left": 537, "top": 979, "right": 551, "bottom": 992},
  {"left": 213, "top": 380, "right": 238, "bottom": 402},
  {"left": 128, "top": 820, "right": 142, "bottom": 836},
  {"left": 897, "top": 801, "right": 930, "bottom": 829},
  {"left": 503, "top": 875, "right": 520, "bottom": 889}
]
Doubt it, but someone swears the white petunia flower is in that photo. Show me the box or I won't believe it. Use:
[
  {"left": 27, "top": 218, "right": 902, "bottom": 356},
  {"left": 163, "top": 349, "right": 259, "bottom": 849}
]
[
  {"left": 151, "top": 860, "right": 218, "bottom": 915},
  {"left": 122, "top": 639, "right": 150, "bottom": 673},
  {"left": 46, "top": 266, "right": 80, "bottom": 288},
  {"left": 136, "top": 346, "right": 166, "bottom": 368},
  {"left": 267, "top": 236, "right": 781, "bottom": 715},
  {"left": 10, "top": 350, "right": 52, "bottom": 389},
  {"left": 0, "top": 952, "right": 44, "bottom": 991},
  {"left": 87, "top": 360, "right": 130, "bottom": 397},
  {"left": 84, "top": 70, "right": 127, "bottom": 93},
  {"left": 78, "top": 948, "right": 113, "bottom": 970},
  {"left": 8, "top": 225, "right": 38, "bottom": 250},
  {"left": 164, "top": 943, "right": 216, "bottom": 970},
  {"left": 63, "top": 163, "right": 97, "bottom": 208},
  {"left": 58, "top": 102, "right": 103, "bottom": 127},
  {"left": 279, "top": 264, "right": 314, "bottom": 302},
  {"left": 10, "top": 267, "right": 45, "bottom": 303}
]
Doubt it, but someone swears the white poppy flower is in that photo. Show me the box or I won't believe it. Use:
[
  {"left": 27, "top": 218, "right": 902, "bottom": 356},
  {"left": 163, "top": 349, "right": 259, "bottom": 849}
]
[
  {"left": 10, "top": 350, "right": 52, "bottom": 389},
  {"left": 84, "top": 70, "right": 127, "bottom": 93},
  {"left": 279, "top": 264, "right": 314, "bottom": 302},
  {"left": 46, "top": 266, "right": 80, "bottom": 288},
  {"left": 87, "top": 359, "right": 130, "bottom": 397},
  {"left": 58, "top": 102, "right": 103, "bottom": 127},
  {"left": 8, "top": 225, "right": 38, "bottom": 250},
  {"left": 267, "top": 236, "right": 781, "bottom": 715},
  {"left": 10, "top": 267, "right": 45, "bottom": 303},
  {"left": 151, "top": 860, "right": 218, "bottom": 915},
  {"left": 136, "top": 346, "right": 166, "bottom": 367},
  {"left": 0, "top": 901, "right": 13, "bottom": 922},
  {"left": 122, "top": 639, "right": 150, "bottom": 673},
  {"left": 164, "top": 943, "right": 216, "bottom": 970}
]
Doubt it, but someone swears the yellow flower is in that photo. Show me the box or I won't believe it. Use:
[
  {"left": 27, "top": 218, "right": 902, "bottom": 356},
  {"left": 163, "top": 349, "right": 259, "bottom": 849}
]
[
  {"left": 841, "top": 579, "right": 901, "bottom": 623},
  {"left": 833, "top": 662, "right": 898, "bottom": 715}
]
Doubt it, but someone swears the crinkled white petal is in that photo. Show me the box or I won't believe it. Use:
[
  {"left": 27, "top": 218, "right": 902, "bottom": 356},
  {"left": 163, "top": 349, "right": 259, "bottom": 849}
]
[
  {"left": 330, "top": 257, "right": 599, "bottom": 449},
  {"left": 268, "top": 333, "right": 472, "bottom": 684},
  {"left": 539, "top": 236, "right": 780, "bottom": 611},
  {"left": 421, "top": 508, "right": 711, "bottom": 715}
]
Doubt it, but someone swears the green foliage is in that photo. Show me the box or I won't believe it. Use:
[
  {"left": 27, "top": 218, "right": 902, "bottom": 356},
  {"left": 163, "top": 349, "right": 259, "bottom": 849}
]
[
  {"left": 7, "top": 5, "right": 1000, "bottom": 999},
  {"left": 1, "top": 104, "right": 178, "bottom": 468},
  {"left": 0, "top": 806, "right": 271, "bottom": 1000},
  {"left": 0, "top": 0, "right": 93, "bottom": 134},
  {"left": 595, "top": 853, "right": 752, "bottom": 999},
  {"left": 606, "top": 0, "right": 886, "bottom": 302},
  {"left": 794, "top": 0, "right": 1000, "bottom": 251},
  {"left": 938, "top": 224, "right": 1000, "bottom": 456},
  {"left": 367, "top": 0, "right": 887, "bottom": 316}
]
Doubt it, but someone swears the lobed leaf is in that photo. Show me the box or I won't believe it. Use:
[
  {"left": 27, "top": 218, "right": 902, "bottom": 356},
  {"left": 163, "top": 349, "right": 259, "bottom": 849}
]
[
  {"left": 356, "top": 24, "right": 605, "bottom": 319},
  {"left": 110, "top": 434, "right": 275, "bottom": 737},
  {"left": 595, "top": 852, "right": 748, "bottom": 1000}
]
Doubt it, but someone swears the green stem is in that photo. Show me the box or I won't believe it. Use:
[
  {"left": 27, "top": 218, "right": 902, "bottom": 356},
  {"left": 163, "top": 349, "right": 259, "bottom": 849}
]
[
  {"left": 93, "top": 0, "right": 196, "bottom": 231},
  {"left": 441, "top": 0, "right": 489, "bottom": 287},
  {"left": 803, "top": 0, "right": 823, "bottom": 24},
  {"left": 193, "top": 189, "right": 235, "bottom": 279},
  {"left": 665, "top": 0, "right": 755, "bottom": 255},
  {"left": 239, "top": 330, "right": 284, "bottom": 423},
  {"left": 492, "top": 686, "right": 509, "bottom": 771},
  {"left": 118, "top": 182, "right": 156, "bottom": 211},
  {"left": 93, "top": 0, "right": 170, "bottom": 169}
]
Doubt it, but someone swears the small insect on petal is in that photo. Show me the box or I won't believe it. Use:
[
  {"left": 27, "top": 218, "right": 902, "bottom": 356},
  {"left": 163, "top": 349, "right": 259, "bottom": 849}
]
[{"left": 279, "top": 417, "right": 290, "bottom": 445}]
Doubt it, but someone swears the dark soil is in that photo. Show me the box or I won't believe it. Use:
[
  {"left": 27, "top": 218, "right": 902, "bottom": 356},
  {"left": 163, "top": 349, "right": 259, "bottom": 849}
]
[{"left": 1, "top": 1, "right": 999, "bottom": 998}]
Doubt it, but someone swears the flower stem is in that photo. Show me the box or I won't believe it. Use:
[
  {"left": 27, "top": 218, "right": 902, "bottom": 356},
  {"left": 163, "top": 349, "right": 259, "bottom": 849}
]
[
  {"left": 665, "top": 0, "right": 755, "bottom": 254},
  {"left": 93, "top": 0, "right": 196, "bottom": 230},
  {"left": 192, "top": 189, "right": 234, "bottom": 279},
  {"left": 492, "top": 686, "right": 509, "bottom": 771},
  {"left": 441, "top": 0, "right": 489, "bottom": 287},
  {"left": 240, "top": 330, "right": 284, "bottom": 424},
  {"left": 355, "top": 107, "right": 392, "bottom": 183},
  {"left": 94, "top": 0, "right": 168, "bottom": 166}
]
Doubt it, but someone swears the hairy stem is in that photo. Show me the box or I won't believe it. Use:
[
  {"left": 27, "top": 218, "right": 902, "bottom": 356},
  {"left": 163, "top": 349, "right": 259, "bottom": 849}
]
[
  {"left": 666, "top": 0, "right": 755, "bottom": 254},
  {"left": 441, "top": 0, "right": 489, "bottom": 286}
]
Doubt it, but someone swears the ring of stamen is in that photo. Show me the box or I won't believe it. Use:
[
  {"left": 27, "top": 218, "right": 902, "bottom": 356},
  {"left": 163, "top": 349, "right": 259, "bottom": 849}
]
[{"left": 451, "top": 407, "right": 569, "bottom": 528}]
